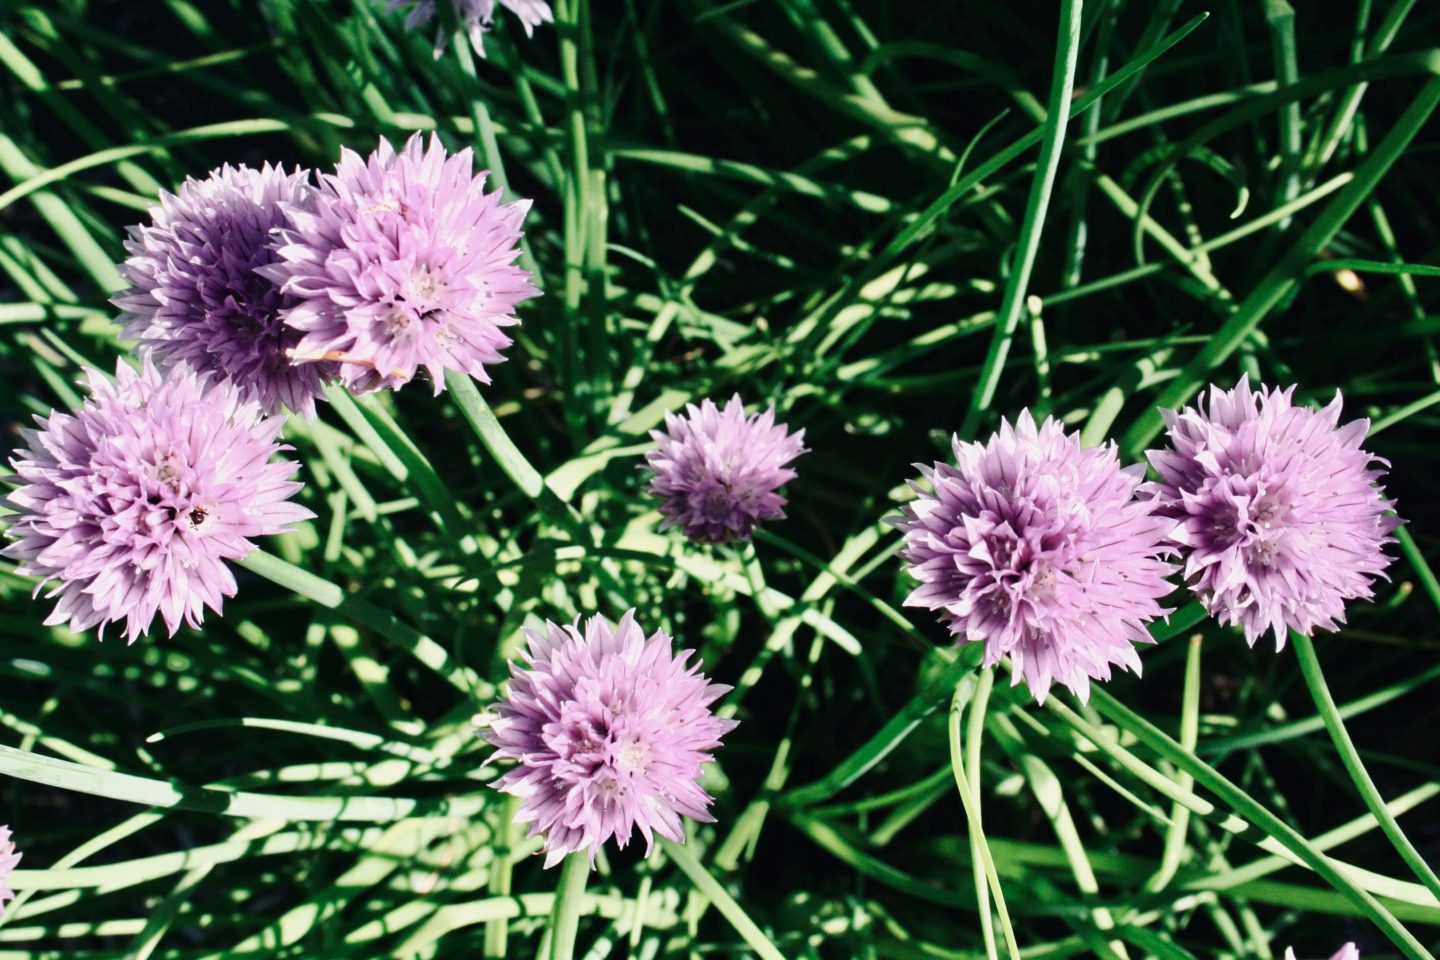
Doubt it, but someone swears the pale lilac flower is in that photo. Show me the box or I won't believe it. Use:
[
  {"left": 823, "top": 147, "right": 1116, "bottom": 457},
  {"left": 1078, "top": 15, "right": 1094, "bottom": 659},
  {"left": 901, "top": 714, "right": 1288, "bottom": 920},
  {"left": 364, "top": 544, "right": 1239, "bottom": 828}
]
[
  {"left": 264, "top": 134, "right": 537, "bottom": 395},
  {"left": 645, "top": 395, "right": 807, "bottom": 545},
  {"left": 388, "top": 0, "right": 553, "bottom": 57},
  {"left": 1285, "top": 944, "right": 1359, "bottom": 960},
  {"left": 894, "top": 412, "right": 1177, "bottom": 703},
  {"left": 3, "top": 360, "right": 313, "bottom": 644},
  {"left": 0, "top": 825, "right": 19, "bottom": 909},
  {"left": 484, "top": 610, "right": 737, "bottom": 868},
  {"left": 1144, "top": 377, "right": 1399, "bottom": 648},
  {"left": 115, "top": 164, "right": 337, "bottom": 418}
]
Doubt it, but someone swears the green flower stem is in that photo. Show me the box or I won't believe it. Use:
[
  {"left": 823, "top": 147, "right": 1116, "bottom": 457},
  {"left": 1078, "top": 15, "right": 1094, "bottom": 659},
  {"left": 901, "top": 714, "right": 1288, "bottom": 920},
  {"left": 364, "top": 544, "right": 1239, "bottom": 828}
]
[
  {"left": 1035, "top": 697, "right": 1435, "bottom": 907},
  {"left": 780, "top": 646, "right": 980, "bottom": 809},
  {"left": 0, "top": 118, "right": 305, "bottom": 214},
  {"left": 659, "top": 838, "right": 785, "bottom": 960},
  {"left": 1397, "top": 526, "right": 1440, "bottom": 611},
  {"left": 1080, "top": 686, "right": 1434, "bottom": 960},
  {"left": 1122, "top": 74, "right": 1440, "bottom": 454},
  {"left": 989, "top": 713, "right": 1127, "bottom": 958},
  {"left": 485, "top": 796, "right": 522, "bottom": 958},
  {"left": 445, "top": 370, "right": 584, "bottom": 537},
  {"left": 1292, "top": 630, "right": 1440, "bottom": 905},
  {"left": 544, "top": 853, "right": 589, "bottom": 960},
  {"left": 966, "top": 669, "right": 999, "bottom": 960},
  {"left": 445, "top": 371, "right": 636, "bottom": 610},
  {"left": 237, "top": 550, "right": 474, "bottom": 692},
  {"left": 1146, "top": 633, "right": 1202, "bottom": 892},
  {"left": 949, "top": 682, "right": 1021, "bottom": 960},
  {"left": 0, "top": 742, "right": 482, "bottom": 823},
  {"left": 962, "top": 0, "right": 1083, "bottom": 437}
]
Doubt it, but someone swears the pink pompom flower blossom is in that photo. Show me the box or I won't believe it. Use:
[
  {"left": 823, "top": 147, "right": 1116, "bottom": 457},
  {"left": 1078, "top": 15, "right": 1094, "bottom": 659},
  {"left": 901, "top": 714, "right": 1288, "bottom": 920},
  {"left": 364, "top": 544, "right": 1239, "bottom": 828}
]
[
  {"left": 3, "top": 360, "right": 312, "bottom": 643},
  {"left": 0, "top": 825, "right": 19, "bottom": 910},
  {"left": 115, "top": 163, "right": 338, "bottom": 418},
  {"left": 1144, "top": 377, "right": 1399, "bottom": 648},
  {"left": 1285, "top": 944, "right": 1359, "bottom": 960},
  {"left": 894, "top": 411, "right": 1177, "bottom": 704},
  {"left": 389, "top": 0, "right": 553, "bottom": 58},
  {"left": 483, "top": 610, "right": 737, "bottom": 867},
  {"left": 645, "top": 394, "right": 807, "bottom": 545},
  {"left": 264, "top": 134, "right": 537, "bottom": 396}
]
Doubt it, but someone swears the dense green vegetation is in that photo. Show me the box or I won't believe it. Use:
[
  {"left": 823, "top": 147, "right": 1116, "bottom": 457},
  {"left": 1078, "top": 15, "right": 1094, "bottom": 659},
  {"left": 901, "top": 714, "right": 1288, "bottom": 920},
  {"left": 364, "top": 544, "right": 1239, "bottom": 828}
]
[{"left": 0, "top": 1, "right": 1438, "bottom": 958}]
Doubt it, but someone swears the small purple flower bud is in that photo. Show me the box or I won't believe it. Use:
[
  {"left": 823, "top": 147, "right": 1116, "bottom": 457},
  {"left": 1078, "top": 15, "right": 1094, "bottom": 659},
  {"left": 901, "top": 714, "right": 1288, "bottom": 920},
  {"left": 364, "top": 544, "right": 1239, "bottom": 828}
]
[{"left": 645, "top": 395, "right": 807, "bottom": 545}]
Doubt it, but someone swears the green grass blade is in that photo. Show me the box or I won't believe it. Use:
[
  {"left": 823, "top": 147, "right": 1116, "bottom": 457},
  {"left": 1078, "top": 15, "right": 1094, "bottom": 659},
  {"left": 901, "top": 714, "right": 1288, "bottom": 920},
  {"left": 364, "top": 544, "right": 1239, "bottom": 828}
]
[
  {"left": 961, "top": 0, "right": 1083, "bottom": 436},
  {"left": 1292, "top": 631, "right": 1440, "bottom": 904},
  {"left": 659, "top": 838, "right": 786, "bottom": 960},
  {"left": 1081, "top": 688, "right": 1435, "bottom": 960},
  {"left": 1122, "top": 76, "right": 1440, "bottom": 454}
]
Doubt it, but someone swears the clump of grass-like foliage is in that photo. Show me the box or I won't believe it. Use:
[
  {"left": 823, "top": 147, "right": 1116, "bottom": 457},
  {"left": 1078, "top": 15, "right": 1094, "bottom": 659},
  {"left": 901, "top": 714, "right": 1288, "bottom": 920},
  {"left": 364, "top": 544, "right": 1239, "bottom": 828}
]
[{"left": 0, "top": 2, "right": 1438, "bottom": 959}]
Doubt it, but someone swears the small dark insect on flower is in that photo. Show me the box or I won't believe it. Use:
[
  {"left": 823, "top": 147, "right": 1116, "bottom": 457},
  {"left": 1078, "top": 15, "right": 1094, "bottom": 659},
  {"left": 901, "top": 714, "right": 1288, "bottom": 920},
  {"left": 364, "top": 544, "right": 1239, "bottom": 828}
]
[{"left": 3, "top": 360, "right": 313, "bottom": 643}]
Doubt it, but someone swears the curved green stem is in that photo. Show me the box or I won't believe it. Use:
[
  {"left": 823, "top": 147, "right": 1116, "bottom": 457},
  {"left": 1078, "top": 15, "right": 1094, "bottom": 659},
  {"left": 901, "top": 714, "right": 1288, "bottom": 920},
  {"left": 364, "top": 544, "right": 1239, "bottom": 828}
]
[
  {"left": 948, "top": 682, "right": 1020, "bottom": 960},
  {"left": 965, "top": 669, "right": 998, "bottom": 960},
  {"left": 1122, "top": 75, "right": 1440, "bottom": 454},
  {"left": 781, "top": 646, "right": 979, "bottom": 809},
  {"left": 445, "top": 370, "right": 583, "bottom": 535},
  {"left": 237, "top": 550, "right": 474, "bottom": 692},
  {"left": 990, "top": 712, "right": 1127, "bottom": 959},
  {"left": 545, "top": 853, "right": 589, "bottom": 960},
  {"left": 1146, "top": 633, "right": 1201, "bottom": 891},
  {"left": 1292, "top": 630, "right": 1440, "bottom": 905},
  {"left": 659, "top": 838, "right": 785, "bottom": 960},
  {"left": 1082, "top": 687, "right": 1433, "bottom": 960}
]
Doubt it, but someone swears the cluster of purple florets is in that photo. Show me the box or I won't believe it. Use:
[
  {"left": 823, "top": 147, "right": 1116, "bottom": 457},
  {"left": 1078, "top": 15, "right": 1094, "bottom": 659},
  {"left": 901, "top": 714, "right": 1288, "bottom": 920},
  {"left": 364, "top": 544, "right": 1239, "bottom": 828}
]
[
  {"left": 893, "top": 377, "right": 1398, "bottom": 703},
  {"left": 121, "top": 135, "right": 537, "bottom": 416},
  {"left": 6, "top": 133, "right": 536, "bottom": 652},
  {"left": 895, "top": 412, "right": 1178, "bottom": 703},
  {"left": 389, "top": 0, "right": 554, "bottom": 57},
  {"left": 0, "top": 2, "right": 1402, "bottom": 901},
  {"left": 485, "top": 611, "right": 737, "bottom": 866}
]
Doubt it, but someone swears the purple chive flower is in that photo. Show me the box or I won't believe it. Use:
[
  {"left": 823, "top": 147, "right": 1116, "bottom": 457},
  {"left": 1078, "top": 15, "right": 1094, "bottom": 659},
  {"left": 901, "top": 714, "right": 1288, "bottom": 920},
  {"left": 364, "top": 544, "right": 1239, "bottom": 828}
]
[
  {"left": 115, "top": 164, "right": 338, "bottom": 418},
  {"left": 484, "top": 610, "right": 737, "bottom": 867},
  {"left": 644, "top": 395, "right": 807, "bottom": 545},
  {"left": 264, "top": 134, "right": 537, "bottom": 396},
  {"left": 3, "top": 360, "right": 313, "bottom": 644},
  {"left": 388, "top": 0, "right": 553, "bottom": 57},
  {"left": 894, "top": 412, "right": 1177, "bottom": 704},
  {"left": 1144, "top": 377, "right": 1399, "bottom": 648},
  {"left": 0, "top": 826, "right": 19, "bottom": 909},
  {"left": 1286, "top": 945, "right": 1359, "bottom": 960}
]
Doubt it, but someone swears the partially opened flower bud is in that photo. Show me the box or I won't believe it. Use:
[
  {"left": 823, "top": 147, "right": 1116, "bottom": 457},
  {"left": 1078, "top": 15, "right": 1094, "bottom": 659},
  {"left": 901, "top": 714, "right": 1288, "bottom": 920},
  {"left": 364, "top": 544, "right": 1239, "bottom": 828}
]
[{"left": 388, "top": 0, "right": 553, "bottom": 57}]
